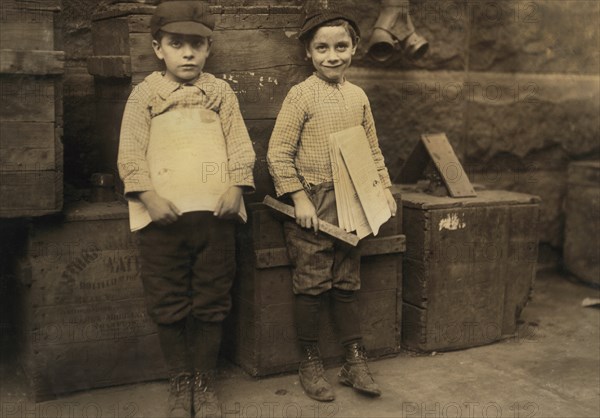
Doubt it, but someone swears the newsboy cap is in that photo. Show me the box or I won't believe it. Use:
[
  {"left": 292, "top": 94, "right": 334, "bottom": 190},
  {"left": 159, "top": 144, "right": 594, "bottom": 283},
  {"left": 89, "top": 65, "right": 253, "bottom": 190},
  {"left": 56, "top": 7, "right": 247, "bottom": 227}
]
[
  {"left": 297, "top": 8, "right": 361, "bottom": 41},
  {"left": 151, "top": 1, "right": 215, "bottom": 38}
]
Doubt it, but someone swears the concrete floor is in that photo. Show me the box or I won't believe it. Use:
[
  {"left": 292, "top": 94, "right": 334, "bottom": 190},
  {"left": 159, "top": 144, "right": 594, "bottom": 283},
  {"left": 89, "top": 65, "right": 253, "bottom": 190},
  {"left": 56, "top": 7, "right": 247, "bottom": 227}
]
[{"left": 1, "top": 271, "right": 599, "bottom": 418}]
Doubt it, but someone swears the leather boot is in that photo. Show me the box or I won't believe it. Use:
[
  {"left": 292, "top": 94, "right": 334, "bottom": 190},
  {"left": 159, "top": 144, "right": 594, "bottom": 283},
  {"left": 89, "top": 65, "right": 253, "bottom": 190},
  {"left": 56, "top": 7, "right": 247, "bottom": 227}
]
[
  {"left": 338, "top": 342, "right": 382, "bottom": 397},
  {"left": 168, "top": 372, "right": 193, "bottom": 418},
  {"left": 192, "top": 370, "right": 221, "bottom": 418},
  {"left": 298, "top": 344, "right": 335, "bottom": 402}
]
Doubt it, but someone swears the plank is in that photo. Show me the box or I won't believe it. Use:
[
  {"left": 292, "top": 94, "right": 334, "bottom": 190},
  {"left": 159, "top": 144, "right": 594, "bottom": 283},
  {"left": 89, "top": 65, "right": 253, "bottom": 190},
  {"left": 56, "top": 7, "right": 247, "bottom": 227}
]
[
  {"left": 249, "top": 206, "right": 287, "bottom": 250},
  {"left": 502, "top": 204, "right": 538, "bottom": 334},
  {"left": 0, "top": 170, "right": 62, "bottom": 217},
  {"left": 25, "top": 333, "right": 166, "bottom": 401},
  {"left": 0, "top": 50, "right": 64, "bottom": 75},
  {"left": 0, "top": 76, "right": 56, "bottom": 122},
  {"left": 263, "top": 196, "right": 360, "bottom": 246},
  {"left": 128, "top": 12, "right": 300, "bottom": 33},
  {"left": 0, "top": 122, "right": 56, "bottom": 171},
  {"left": 421, "top": 133, "right": 477, "bottom": 198},
  {"left": 0, "top": 10, "right": 55, "bottom": 50},
  {"left": 92, "top": 17, "right": 130, "bottom": 56},
  {"left": 87, "top": 55, "right": 131, "bottom": 78},
  {"left": 393, "top": 185, "right": 541, "bottom": 210},
  {"left": 2, "top": 0, "right": 61, "bottom": 11},
  {"left": 216, "top": 67, "right": 311, "bottom": 119}
]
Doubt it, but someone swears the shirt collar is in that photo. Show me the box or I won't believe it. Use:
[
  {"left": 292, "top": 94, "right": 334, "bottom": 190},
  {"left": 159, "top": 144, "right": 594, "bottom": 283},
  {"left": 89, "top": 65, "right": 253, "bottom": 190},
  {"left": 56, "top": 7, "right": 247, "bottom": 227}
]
[
  {"left": 311, "top": 72, "right": 347, "bottom": 87},
  {"left": 151, "top": 71, "right": 212, "bottom": 99}
]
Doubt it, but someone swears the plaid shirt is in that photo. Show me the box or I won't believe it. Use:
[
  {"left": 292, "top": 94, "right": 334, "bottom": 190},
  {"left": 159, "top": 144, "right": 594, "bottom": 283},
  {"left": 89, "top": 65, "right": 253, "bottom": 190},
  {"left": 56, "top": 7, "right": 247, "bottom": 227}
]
[
  {"left": 267, "top": 74, "right": 392, "bottom": 197},
  {"left": 118, "top": 71, "right": 255, "bottom": 197}
]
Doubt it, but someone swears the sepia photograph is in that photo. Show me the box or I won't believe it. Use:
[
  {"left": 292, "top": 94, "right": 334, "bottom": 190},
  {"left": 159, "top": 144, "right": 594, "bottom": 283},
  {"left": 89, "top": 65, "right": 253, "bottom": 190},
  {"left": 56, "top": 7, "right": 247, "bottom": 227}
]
[{"left": 0, "top": 0, "right": 598, "bottom": 417}]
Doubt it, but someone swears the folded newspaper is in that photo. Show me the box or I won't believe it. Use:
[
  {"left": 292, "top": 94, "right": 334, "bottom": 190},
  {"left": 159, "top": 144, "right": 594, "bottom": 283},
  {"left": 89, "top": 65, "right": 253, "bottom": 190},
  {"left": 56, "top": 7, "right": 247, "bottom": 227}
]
[
  {"left": 128, "top": 108, "right": 247, "bottom": 231},
  {"left": 329, "top": 126, "right": 391, "bottom": 239}
]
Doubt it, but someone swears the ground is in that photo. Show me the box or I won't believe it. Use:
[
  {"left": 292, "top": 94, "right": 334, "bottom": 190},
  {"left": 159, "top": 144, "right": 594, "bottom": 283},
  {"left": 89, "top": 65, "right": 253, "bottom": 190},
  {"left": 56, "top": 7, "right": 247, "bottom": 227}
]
[{"left": 1, "top": 271, "right": 599, "bottom": 418}]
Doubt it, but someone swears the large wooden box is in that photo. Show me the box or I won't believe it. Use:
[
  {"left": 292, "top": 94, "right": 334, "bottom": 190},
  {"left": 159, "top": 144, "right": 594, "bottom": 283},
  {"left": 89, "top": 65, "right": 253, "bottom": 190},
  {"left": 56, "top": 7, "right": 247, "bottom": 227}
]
[
  {"left": 223, "top": 194, "right": 405, "bottom": 376},
  {"left": 0, "top": 0, "right": 64, "bottom": 217},
  {"left": 87, "top": 1, "right": 311, "bottom": 201},
  {"left": 16, "top": 202, "right": 166, "bottom": 400},
  {"left": 564, "top": 161, "right": 600, "bottom": 285},
  {"left": 396, "top": 186, "right": 540, "bottom": 352}
]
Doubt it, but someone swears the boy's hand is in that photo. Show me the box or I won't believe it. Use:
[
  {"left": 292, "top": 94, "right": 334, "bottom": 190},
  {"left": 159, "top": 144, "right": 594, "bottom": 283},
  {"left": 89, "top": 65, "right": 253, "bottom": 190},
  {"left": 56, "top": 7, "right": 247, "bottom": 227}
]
[
  {"left": 138, "top": 190, "right": 182, "bottom": 225},
  {"left": 291, "top": 190, "right": 319, "bottom": 232},
  {"left": 214, "top": 186, "right": 243, "bottom": 219},
  {"left": 384, "top": 188, "right": 397, "bottom": 217}
]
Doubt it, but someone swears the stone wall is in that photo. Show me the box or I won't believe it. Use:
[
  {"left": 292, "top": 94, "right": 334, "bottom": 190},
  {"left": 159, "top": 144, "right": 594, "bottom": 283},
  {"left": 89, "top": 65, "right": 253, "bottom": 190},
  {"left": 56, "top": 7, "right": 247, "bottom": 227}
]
[
  {"left": 60, "top": 0, "right": 600, "bottom": 266},
  {"left": 346, "top": 0, "right": 600, "bottom": 267}
]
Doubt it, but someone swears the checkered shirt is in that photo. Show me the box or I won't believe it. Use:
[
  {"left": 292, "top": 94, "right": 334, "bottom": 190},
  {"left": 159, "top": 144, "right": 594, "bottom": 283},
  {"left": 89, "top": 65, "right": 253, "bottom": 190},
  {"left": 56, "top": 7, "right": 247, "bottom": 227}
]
[
  {"left": 267, "top": 74, "right": 392, "bottom": 197},
  {"left": 117, "top": 71, "right": 255, "bottom": 197}
]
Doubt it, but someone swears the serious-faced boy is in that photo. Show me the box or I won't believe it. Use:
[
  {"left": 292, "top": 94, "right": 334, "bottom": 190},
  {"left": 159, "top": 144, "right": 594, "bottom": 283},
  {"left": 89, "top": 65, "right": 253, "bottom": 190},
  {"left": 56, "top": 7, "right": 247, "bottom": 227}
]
[
  {"left": 117, "top": 2, "right": 255, "bottom": 417},
  {"left": 267, "top": 8, "right": 397, "bottom": 402}
]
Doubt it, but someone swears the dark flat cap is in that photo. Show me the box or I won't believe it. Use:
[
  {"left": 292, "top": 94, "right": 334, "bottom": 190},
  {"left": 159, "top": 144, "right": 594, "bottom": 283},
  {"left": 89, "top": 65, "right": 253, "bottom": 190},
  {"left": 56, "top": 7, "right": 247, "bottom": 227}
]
[
  {"left": 151, "top": 1, "right": 215, "bottom": 38},
  {"left": 298, "top": 8, "right": 360, "bottom": 41}
]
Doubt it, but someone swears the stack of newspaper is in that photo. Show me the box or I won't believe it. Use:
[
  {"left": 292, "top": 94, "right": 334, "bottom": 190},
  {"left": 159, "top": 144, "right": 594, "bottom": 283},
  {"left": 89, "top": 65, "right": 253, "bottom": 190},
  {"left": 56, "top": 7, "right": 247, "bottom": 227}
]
[{"left": 329, "top": 126, "right": 391, "bottom": 239}]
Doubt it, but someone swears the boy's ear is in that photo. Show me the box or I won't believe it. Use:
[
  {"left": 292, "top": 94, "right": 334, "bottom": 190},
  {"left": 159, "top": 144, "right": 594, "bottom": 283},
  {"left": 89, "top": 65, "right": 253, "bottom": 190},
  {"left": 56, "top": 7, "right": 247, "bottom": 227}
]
[
  {"left": 152, "top": 39, "right": 164, "bottom": 60},
  {"left": 305, "top": 48, "right": 312, "bottom": 59}
]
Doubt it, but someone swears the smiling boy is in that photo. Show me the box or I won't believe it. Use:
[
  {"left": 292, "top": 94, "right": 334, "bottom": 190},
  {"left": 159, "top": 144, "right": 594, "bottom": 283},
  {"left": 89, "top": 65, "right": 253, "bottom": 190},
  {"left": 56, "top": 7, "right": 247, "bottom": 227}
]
[
  {"left": 267, "top": 8, "right": 396, "bottom": 402},
  {"left": 117, "top": 2, "right": 255, "bottom": 417}
]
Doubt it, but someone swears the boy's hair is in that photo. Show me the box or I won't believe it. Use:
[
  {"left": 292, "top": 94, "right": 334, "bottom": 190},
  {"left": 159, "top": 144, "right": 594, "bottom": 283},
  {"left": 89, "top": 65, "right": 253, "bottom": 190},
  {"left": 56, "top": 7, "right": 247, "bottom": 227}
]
[
  {"left": 153, "top": 29, "right": 213, "bottom": 47},
  {"left": 302, "top": 18, "right": 359, "bottom": 49}
]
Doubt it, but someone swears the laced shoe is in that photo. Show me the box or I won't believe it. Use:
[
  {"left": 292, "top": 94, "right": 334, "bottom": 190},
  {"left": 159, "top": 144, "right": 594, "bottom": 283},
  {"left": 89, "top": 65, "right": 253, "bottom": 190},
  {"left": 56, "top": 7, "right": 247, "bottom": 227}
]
[
  {"left": 338, "top": 342, "right": 382, "bottom": 397},
  {"left": 168, "top": 372, "right": 193, "bottom": 418},
  {"left": 192, "top": 370, "right": 221, "bottom": 418},
  {"left": 298, "top": 344, "right": 335, "bottom": 402}
]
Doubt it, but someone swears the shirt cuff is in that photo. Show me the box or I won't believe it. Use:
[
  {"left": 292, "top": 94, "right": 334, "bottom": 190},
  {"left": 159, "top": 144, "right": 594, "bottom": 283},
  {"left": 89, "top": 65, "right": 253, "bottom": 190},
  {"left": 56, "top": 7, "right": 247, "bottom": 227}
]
[
  {"left": 230, "top": 167, "right": 255, "bottom": 193},
  {"left": 274, "top": 178, "right": 305, "bottom": 197},
  {"left": 123, "top": 177, "right": 154, "bottom": 198}
]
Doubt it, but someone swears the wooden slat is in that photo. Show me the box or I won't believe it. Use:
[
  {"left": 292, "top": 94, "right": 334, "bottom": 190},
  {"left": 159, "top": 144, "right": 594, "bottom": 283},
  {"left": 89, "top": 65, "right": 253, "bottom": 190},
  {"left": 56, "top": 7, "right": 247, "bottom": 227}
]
[
  {"left": 0, "top": 76, "right": 55, "bottom": 122},
  {"left": 92, "top": 5, "right": 155, "bottom": 21},
  {"left": 0, "top": 170, "right": 62, "bottom": 217},
  {"left": 0, "top": 10, "right": 55, "bottom": 51},
  {"left": 218, "top": 67, "right": 310, "bottom": 119},
  {"left": 0, "top": 122, "right": 56, "bottom": 171},
  {"left": 422, "top": 133, "right": 477, "bottom": 198},
  {"left": 263, "top": 195, "right": 360, "bottom": 246},
  {"left": 2, "top": 0, "right": 61, "bottom": 11},
  {"left": 92, "top": 17, "right": 130, "bottom": 56},
  {"left": 87, "top": 55, "right": 132, "bottom": 78},
  {"left": 361, "top": 235, "right": 406, "bottom": 256},
  {"left": 128, "top": 12, "right": 300, "bottom": 33},
  {"left": 26, "top": 333, "right": 166, "bottom": 401},
  {"left": 0, "top": 50, "right": 64, "bottom": 75},
  {"left": 502, "top": 204, "right": 538, "bottom": 334}
]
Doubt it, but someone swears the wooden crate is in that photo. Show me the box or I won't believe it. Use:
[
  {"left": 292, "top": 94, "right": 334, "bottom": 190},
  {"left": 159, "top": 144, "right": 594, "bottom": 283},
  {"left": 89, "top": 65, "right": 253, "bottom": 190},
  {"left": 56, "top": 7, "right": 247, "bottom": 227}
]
[
  {"left": 396, "top": 186, "right": 540, "bottom": 352},
  {"left": 16, "top": 201, "right": 166, "bottom": 401},
  {"left": 0, "top": 0, "right": 64, "bottom": 217},
  {"left": 223, "top": 193, "right": 405, "bottom": 376},
  {"left": 87, "top": 2, "right": 311, "bottom": 201},
  {"left": 564, "top": 161, "right": 600, "bottom": 285}
]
